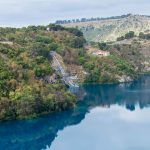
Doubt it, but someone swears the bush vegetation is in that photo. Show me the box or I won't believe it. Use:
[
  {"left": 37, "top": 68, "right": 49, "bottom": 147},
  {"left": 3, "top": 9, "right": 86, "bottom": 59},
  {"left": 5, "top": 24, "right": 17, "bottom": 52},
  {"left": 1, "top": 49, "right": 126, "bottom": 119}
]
[
  {"left": 139, "top": 32, "right": 150, "bottom": 39},
  {"left": 117, "top": 31, "right": 135, "bottom": 41},
  {"left": 0, "top": 24, "right": 86, "bottom": 120}
]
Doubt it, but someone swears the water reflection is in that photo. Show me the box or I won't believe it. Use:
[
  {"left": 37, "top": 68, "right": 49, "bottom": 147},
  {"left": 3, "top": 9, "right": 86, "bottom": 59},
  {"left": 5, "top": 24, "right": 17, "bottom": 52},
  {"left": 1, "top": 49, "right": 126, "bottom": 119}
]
[
  {"left": 82, "top": 75, "right": 150, "bottom": 111},
  {"left": 0, "top": 75, "right": 150, "bottom": 150}
]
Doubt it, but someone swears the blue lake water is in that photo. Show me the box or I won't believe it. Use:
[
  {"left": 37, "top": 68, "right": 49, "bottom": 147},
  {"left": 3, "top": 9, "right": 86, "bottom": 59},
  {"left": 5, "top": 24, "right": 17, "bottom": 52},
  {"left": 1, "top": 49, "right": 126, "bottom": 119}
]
[{"left": 0, "top": 75, "right": 150, "bottom": 150}]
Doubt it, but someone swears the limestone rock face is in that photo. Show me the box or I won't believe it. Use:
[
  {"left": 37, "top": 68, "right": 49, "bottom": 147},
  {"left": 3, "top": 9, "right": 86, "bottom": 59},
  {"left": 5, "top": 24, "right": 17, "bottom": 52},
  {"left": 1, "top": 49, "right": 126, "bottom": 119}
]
[{"left": 117, "top": 75, "right": 133, "bottom": 83}]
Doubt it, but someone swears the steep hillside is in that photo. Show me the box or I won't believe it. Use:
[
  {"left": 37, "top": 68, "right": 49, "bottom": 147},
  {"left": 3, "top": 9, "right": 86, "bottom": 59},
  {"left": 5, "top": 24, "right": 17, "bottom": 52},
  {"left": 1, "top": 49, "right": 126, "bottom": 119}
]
[
  {"left": 0, "top": 25, "right": 86, "bottom": 120},
  {"left": 64, "top": 14, "right": 150, "bottom": 42}
]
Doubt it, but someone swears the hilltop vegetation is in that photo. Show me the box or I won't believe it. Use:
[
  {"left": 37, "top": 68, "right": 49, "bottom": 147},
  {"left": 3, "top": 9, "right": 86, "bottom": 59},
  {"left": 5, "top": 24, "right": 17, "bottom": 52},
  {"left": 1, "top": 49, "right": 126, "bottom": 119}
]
[{"left": 55, "top": 14, "right": 132, "bottom": 24}]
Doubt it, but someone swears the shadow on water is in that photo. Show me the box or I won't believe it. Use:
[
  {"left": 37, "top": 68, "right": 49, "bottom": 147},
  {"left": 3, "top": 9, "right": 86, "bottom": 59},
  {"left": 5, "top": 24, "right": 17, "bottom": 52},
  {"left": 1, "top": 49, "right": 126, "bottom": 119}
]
[{"left": 0, "top": 75, "right": 150, "bottom": 150}]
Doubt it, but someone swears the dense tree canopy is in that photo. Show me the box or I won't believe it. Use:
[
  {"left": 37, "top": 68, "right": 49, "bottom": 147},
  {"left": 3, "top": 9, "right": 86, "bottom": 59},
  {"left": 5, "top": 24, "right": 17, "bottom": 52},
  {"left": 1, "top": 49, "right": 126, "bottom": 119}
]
[{"left": 0, "top": 24, "right": 83, "bottom": 120}]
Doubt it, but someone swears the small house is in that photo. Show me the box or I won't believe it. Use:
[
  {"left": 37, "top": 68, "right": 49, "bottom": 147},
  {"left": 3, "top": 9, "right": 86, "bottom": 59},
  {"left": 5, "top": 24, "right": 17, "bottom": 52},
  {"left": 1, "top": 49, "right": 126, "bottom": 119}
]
[{"left": 92, "top": 50, "right": 110, "bottom": 57}]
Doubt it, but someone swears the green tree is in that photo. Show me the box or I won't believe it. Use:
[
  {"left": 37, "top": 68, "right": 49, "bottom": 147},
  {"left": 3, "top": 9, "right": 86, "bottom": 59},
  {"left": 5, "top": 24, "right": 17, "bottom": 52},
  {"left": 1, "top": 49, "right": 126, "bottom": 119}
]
[
  {"left": 125, "top": 31, "right": 135, "bottom": 39},
  {"left": 98, "top": 42, "right": 107, "bottom": 50}
]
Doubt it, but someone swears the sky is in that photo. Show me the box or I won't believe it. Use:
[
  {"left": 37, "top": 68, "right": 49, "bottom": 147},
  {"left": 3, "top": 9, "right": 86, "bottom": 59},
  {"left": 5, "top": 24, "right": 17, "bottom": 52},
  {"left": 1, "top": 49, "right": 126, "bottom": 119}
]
[{"left": 0, "top": 0, "right": 150, "bottom": 27}]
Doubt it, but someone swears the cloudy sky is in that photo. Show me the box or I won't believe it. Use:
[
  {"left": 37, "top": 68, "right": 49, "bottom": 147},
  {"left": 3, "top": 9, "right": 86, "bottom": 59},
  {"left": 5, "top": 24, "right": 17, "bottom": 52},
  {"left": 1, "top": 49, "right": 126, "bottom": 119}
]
[{"left": 0, "top": 0, "right": 150, "bottom": 27}]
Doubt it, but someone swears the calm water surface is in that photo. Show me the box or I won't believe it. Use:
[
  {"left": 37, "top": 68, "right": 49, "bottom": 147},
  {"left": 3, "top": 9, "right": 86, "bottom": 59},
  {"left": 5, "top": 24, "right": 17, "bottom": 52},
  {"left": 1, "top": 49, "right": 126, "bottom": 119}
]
[{"left": 0, "top": 76, "right": 150, "bottom": 150}]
